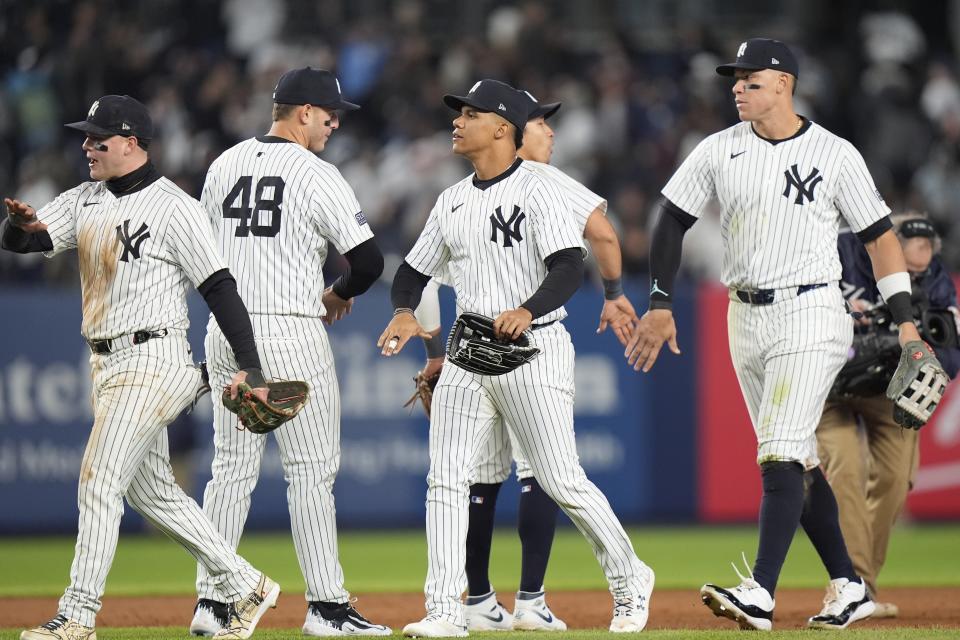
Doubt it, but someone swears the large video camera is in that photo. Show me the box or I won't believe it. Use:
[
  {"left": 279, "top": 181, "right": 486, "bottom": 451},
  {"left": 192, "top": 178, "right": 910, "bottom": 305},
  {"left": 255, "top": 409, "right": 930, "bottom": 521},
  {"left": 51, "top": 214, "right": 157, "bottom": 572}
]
[{"left": 829, "top": 292, "right": 958, "bottom": 400}]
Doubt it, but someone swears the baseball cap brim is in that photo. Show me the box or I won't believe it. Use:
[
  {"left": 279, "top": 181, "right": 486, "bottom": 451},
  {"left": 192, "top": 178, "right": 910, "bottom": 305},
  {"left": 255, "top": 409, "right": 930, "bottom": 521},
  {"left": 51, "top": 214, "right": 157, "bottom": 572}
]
[
  {"left": 716, "top": 62, "right": 767, "bottom": 76},
  {"left": 529, "top": 102, "right": 561, "bottom": 120},
  {"left": 443, "top": 94, "right": 486, "bottom": 114},
  {"left": 324, "top": 99, "right": 360, "bottom": 111},
  {"left": 64, "top": 121, "right": 121, "bottom": 137}
]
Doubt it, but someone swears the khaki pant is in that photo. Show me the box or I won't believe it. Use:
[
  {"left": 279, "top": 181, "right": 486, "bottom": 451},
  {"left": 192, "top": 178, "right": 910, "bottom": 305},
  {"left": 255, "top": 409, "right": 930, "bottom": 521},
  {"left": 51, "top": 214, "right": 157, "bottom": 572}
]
[{"left": 816, "top": 394, "right": 920, "bottom": 597}]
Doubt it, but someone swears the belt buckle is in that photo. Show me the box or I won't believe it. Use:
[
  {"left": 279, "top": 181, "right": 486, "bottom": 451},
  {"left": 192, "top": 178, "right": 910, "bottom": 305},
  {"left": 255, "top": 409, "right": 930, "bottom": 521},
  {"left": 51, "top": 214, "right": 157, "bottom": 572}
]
[{"left": 133, "top": 330, "right": 150, "bottom": 345}]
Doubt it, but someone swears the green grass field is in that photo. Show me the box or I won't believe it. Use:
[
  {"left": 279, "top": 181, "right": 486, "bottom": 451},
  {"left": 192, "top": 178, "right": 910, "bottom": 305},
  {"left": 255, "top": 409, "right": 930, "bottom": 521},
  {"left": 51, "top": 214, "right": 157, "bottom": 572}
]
[{"left": 3, "top": 524, "right": 958, "bottom": 638}]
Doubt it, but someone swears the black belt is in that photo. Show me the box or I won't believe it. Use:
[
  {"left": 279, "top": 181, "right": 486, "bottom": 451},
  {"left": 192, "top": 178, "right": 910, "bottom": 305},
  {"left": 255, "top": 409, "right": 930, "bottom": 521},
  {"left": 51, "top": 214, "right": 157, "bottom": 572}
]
[
  {"left": 735, "top": 283, "right": 827, "bottom": 305},
  {"left": 531, "top": 320, "right": 558, "bottom": 330},
  {"left": 88, "top": 329, "right": 168, "bottom": 355}
]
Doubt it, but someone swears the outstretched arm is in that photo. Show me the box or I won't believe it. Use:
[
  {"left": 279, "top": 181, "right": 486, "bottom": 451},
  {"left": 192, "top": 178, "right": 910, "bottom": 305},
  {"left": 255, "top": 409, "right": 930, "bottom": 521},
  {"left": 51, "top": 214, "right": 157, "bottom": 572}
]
[
  {"left": 625, "top": 200, "right": 694, "bottom": 371},
  {"left": 583, "top": 208, "right": 637, "bottom": 345},
  {"left": 2, "top": 198, "right": 52, "bottom": 253}
]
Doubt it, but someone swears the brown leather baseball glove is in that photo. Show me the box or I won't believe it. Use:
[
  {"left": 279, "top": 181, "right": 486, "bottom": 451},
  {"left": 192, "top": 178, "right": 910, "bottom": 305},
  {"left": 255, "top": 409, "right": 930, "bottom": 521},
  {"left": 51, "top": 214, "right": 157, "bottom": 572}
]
[
  {"left": 404, "top": 369, "right": 441, "bottom": 418},
  {"left": 222, "top": 380, "right": 310, "bottom": 434}
]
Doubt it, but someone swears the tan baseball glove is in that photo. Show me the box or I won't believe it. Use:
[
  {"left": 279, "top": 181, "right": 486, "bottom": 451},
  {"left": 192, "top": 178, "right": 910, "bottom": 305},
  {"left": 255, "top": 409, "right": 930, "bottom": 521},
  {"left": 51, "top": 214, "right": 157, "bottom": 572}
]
[{"left": 404, "top": 369, "right": 441, "bottom": 418}]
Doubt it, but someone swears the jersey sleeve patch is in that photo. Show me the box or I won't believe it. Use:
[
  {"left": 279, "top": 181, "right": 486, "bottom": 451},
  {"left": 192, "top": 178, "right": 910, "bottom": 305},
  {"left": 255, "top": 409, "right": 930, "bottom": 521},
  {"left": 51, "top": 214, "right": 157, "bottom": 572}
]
[{"left": 355, "top": 211, "right": 368, "bottom": 225}]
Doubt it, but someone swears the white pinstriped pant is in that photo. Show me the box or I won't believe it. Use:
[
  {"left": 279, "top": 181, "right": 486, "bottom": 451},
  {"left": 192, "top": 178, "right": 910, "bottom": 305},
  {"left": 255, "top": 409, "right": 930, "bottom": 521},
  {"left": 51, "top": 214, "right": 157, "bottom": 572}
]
[
  {"left": 60, "top": 332, "right": 261, "bottom": 627},
  {"left": 197, "top": 315, "right": 348, "bottom": 604},
  {"left": 727, "top": 285, "right": 853, "bottom": 469},
  {"left": 425, "top": 322, "right": 652, "bottom": 625}
]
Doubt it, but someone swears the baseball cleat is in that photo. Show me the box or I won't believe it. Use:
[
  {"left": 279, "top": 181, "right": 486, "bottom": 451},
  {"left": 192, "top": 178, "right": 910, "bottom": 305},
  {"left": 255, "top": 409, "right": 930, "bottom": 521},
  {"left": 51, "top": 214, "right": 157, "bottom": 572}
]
[
  {"left": 465, "top": 591, "right": 513, "bottom": 631},
  {"left": 609, "top": 564, "right": 655, "bottom": 632},
  {"left": 512, "top": 590, "right": 565, "bottom": 631},
  {"left": 807, "top": 577, "right": 876, "bottom": 629},
  {"left": 190, "top": 599, "right": 229, "bottom": 636},
  {"left": 21, "top": 615, "right": 96, "bottom": 640},
  {"left": 402, "top": 615, "right": 468, "bottom": 638},
  {"left": 700, "top": 581, "right": 774, "bottom": 631},
  {"left": 303, "top": 601, "right": 391, "bottom": 636},
  {"left": 213, "top": 574, "right": 280, "bottom": 639}
]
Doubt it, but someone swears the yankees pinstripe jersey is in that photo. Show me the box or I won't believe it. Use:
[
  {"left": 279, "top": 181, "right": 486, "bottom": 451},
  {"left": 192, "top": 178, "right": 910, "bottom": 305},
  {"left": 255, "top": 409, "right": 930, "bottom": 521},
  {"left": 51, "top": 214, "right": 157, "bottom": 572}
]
[
  {"left": 525, "top": 160, "right": 606, "bottom": 230},
  {"left": 201, "top": 136, "right": 373, "bottom": 317},
  {"left": 433, "top": 161, "right": 603, "bottom": 287},
  {"left": 662, "top": 120, "right": 890, "bottom": 290},
  {"left": 38, "top": 178, "right": 226, "bottom": 340},
  {"left": 407, "top": 160, "right": 584, "bottom": 323}
]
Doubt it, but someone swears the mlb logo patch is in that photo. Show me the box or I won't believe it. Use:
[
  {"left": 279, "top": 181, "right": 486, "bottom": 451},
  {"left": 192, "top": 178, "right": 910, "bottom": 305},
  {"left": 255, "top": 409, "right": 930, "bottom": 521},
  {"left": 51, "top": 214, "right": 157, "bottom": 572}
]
[
  {"left": 521, "top": 484, "right": 532, "bottom": 493},
  {"left": 471, "top": 496, "right": 485, "bottom": 504},
  {"left": 355, "top": 211, "right": 368, "bottom": 225}
]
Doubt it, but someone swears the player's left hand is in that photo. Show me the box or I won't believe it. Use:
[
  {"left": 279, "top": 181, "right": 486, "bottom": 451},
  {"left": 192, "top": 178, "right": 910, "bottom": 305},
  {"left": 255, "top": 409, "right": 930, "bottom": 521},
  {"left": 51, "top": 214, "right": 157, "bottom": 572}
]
[
  {"left": 625, "top": 309, "right": 681, "bottom": 372},
  {"left": 494, "top": 307, "right": 533, "bottom": 341},
  {"left": 321, "top": 287, "right": 353, "bottom": 325},
  {"left": 597, "top": 295, "right": 639, "bottom": 346},
  {"left": 229, "top": 367, "right": 269, "bottom": 402}
]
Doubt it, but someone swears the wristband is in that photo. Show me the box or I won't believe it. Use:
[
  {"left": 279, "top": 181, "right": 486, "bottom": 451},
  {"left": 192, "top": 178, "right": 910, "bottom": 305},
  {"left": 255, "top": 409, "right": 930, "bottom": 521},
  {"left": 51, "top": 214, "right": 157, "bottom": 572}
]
[
  {"left": 394, "top": 307, "right": 414, "bottom": 317},
  {"left": 885, "top": 291, "right": 914, "bottom": 326},
  {"left": 602, "top": 277, "right": 624, "bottom": 301},
  {"left": 423, "top": 333, "right": 445, "bottom": 358},
  {"left": 876, "top": 272, "right": 911, "bottom": 303}
]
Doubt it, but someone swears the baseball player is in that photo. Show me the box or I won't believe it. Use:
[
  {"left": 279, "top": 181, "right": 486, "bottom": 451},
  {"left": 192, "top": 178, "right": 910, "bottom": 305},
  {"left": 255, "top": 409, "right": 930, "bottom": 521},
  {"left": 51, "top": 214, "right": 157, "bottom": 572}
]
[
  {"left": 189, "top": 68, "right": 389, "bottom": 637},
  {"left": 817, "top": 214, "right": 960, "bottom": 618},
  {"left": 625, "top": 38, "right": 937, "bottom": 630},
  {"left": 380, "top": 79, "right": 654, "bottom": 637},
  {"left": 411, "top": 94, "right": 638, "bottom": 632},
  {"left": 2, "top": 95, "right": 278, "bottom": 640}
]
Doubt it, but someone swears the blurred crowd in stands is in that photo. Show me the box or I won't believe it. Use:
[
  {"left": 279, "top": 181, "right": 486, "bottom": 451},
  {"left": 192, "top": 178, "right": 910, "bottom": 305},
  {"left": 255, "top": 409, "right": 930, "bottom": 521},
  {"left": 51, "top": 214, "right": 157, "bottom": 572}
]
[{"left": 2, "top": 0, "right": 959, "bottom": 286}]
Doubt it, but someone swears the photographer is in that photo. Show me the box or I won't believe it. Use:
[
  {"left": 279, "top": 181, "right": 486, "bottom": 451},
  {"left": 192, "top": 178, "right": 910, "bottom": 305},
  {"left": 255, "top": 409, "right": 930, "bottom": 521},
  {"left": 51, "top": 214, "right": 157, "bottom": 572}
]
[{"left": 817, "top": 213, "right": 960, "bottom": 618}]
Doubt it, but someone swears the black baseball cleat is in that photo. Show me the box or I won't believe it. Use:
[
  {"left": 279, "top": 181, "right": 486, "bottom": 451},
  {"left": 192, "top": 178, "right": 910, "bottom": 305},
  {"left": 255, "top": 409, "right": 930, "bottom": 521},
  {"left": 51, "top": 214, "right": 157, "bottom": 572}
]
[
  {"left": 190, "top": 598, "right": 229, "bottom": 636},
  {"left": 807, "top": 577, "right": 876, "bottom": 629},
  {"left": 303, "top": 601, "right": 392, "bottom": 636}
]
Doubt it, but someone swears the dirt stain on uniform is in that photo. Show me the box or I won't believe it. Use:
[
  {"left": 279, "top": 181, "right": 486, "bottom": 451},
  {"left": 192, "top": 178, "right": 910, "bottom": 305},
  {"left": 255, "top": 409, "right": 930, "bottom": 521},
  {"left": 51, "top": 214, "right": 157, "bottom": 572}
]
[{"left": 79, "top": 220, "right": 121, "bottom": 336}]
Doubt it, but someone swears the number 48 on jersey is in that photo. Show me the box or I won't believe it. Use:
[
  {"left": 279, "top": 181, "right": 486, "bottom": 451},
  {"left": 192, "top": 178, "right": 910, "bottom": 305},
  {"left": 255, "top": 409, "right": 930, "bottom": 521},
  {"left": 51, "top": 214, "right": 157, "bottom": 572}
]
[{"left": 222, "top": 175, "right": 285, "bottom": 237}]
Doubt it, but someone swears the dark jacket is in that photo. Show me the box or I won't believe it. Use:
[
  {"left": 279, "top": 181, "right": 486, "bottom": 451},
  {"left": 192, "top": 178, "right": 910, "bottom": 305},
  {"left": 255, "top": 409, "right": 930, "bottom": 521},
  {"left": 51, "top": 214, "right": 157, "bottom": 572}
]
[{"left": 838, "top": 231, "right": 960, "bottom": 378}]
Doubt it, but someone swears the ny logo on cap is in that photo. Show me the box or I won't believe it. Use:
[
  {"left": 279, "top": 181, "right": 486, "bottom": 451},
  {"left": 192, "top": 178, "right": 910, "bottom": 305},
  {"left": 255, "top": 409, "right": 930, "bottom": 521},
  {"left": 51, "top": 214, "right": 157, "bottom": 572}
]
[
  {"left": 523, "top": 90, "right": 538, "bottom": 103},
  {"left": 88, "top": 100, "right": 100, "bottom": 118},
  {"left": 469, "top": 81, "right": 482, "bottom": 94},
  {"left": 737, "top": 42, "right": 747, "bottom": 57},
  {"left": 335, "top": 78, "right": 342, "bottom": 95}
]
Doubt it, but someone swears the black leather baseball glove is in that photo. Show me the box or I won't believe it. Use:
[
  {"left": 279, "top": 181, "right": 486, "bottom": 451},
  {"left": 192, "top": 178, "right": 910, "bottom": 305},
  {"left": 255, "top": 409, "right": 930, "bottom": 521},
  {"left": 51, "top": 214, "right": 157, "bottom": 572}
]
[{"left": 446, "top": 312, "right": 540, "bottom": 376}]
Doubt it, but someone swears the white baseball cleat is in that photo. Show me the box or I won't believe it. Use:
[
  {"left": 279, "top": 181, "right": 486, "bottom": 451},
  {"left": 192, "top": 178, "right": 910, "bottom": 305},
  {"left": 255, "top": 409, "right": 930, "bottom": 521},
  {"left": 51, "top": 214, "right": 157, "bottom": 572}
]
[
  {"left": 213, "top": 574, "right": 281, "bottom": 639},
  {"left": 807, "top": 577, "right": 876, "bottom": 629},
  {"left": 609, "top": 565, "right": 655, "bottom": 632},
  {"left": 21, "top": 615, "right": 95, "bottom": 640},
  {"left": 190, "top": 599, "right": 228, "bottom": 636},
  {"left": 700, "top": 557, "right": 773, "bottom": 631},
  {"left": 402, "top": 615, "right": 468, "bottom": 638},
  {"left": 303, "top": 601, "right": 391, "bottom": 636},
  {"left": 512, "top": 590, "right": 566, "bottom": 631},
  {"left": 464, "top": 591, "right": 513, "bottom": 631}
]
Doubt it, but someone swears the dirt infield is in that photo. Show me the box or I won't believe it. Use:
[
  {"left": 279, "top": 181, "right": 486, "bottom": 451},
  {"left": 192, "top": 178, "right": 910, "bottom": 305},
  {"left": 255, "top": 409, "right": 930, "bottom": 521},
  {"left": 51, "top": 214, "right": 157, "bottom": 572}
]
[{"left": 2, "top": 587, "right": 957, "bottom": 630}]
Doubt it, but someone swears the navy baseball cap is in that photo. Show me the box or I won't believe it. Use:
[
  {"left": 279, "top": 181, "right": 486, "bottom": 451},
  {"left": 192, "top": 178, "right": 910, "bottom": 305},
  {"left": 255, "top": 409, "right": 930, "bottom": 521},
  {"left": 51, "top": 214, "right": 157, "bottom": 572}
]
[
  {"left": 272, "top": 67, "right": 360, "bottom": 111},
  {"left": 64, "top": 95, "right": 154, "bottom": 140},
  {"left": 444, "top": 79, "right": 529, "bottom": 132},
  {"left": 716, "top": 38, "right": 799, "bottom": 78},
  {"left": 522, "top": 90, "right": 561, "bottom": 120}
]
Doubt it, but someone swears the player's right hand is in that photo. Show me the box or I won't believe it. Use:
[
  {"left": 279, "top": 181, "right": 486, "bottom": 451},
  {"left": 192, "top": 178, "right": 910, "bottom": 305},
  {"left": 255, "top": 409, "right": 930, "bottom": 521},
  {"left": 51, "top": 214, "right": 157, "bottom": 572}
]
[
  {"left": 321, "top": 286, "right": 353, "bottom": 325},
  {"left": 624, "top": 308, "right": 681, "bottom": 372},
  {"left": 378, "top": 311, "right": 431, "bottom": 356},
  {"left": 598, "top": 294, "right": 639, "bottom": 346},
  {"left": 4, "top": 198, "right": 47, "bottom": 233}
]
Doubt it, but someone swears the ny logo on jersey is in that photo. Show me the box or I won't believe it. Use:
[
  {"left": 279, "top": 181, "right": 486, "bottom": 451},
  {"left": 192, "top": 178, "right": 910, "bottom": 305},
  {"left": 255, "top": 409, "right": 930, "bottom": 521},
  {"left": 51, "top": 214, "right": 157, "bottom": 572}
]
[
  {"left": 490, "top": 205, "right": 525, "bottom": 247},
  {"left": 115, "top": 219, "right": 151, "bottom": 262},
  {"left": 782, "top": 164, "right": 823, "bottom": 205}
]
